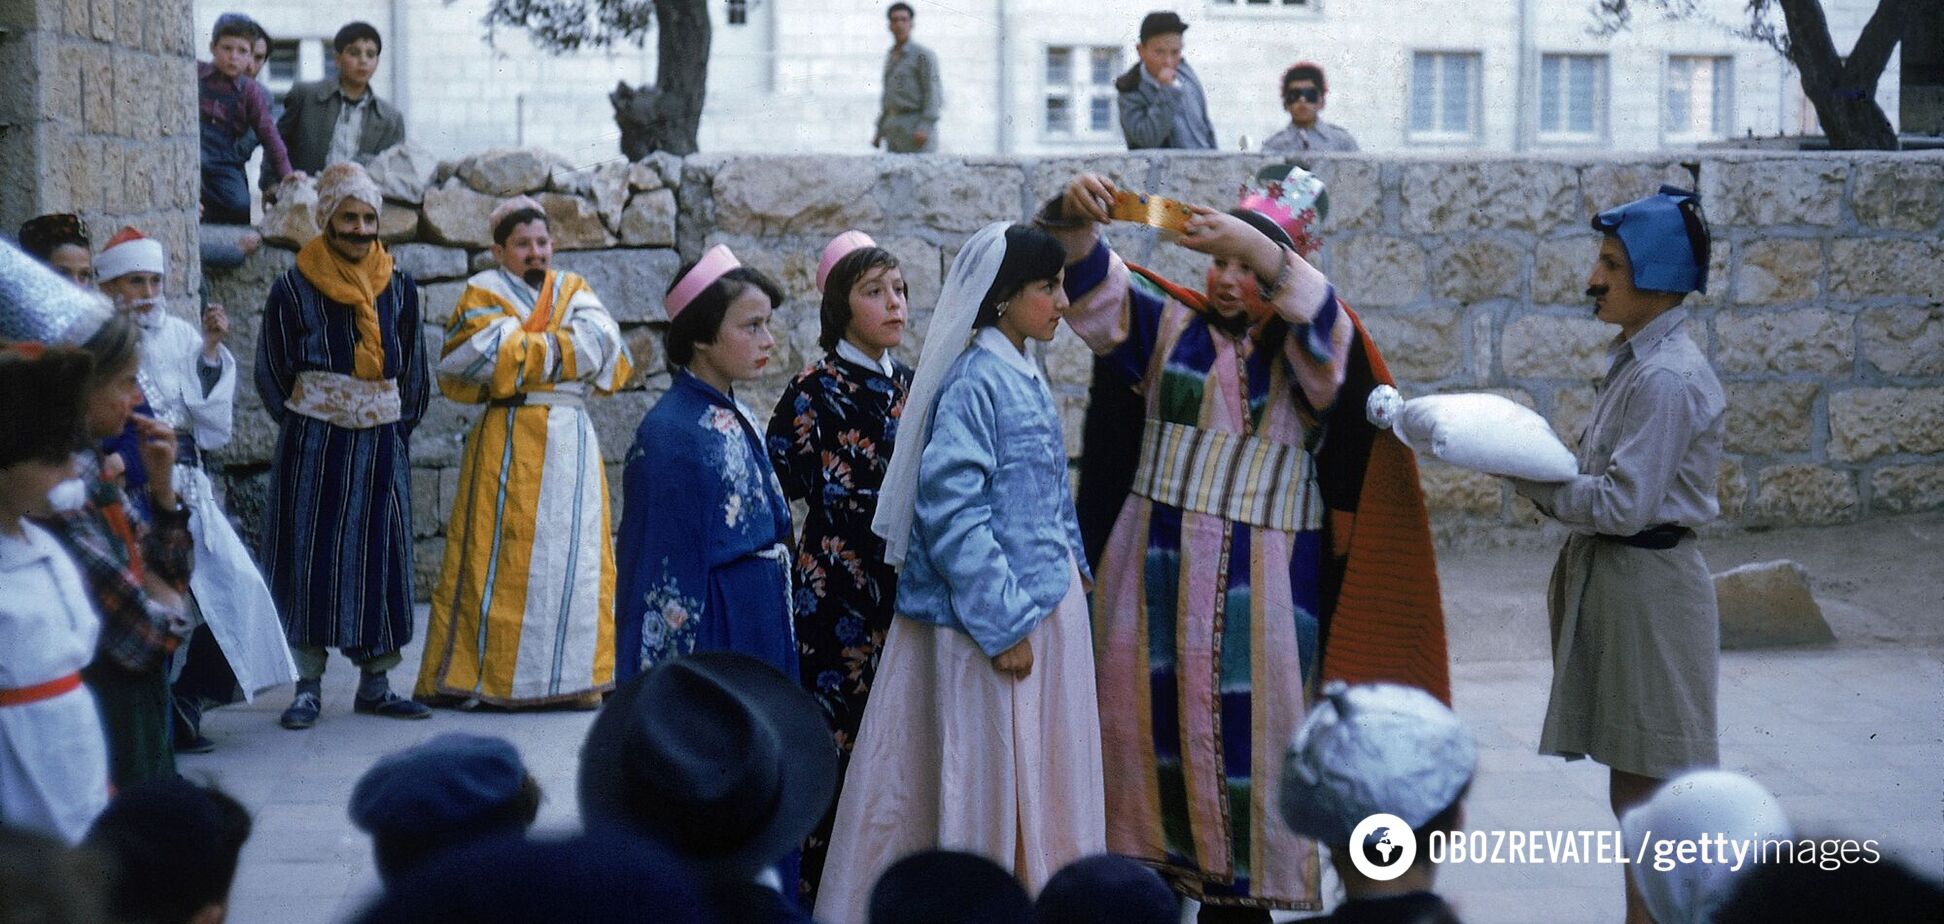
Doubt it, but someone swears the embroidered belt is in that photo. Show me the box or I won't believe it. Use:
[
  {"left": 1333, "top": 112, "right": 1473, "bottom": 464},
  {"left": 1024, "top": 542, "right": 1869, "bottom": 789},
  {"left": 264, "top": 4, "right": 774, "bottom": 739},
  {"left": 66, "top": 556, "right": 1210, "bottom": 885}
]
[
  {"left": 487, "top": 391, "right": 586, "bottom": 409},
  {"left": 286, "top": 371, "right": 402, "bottom": 429},
  {"left": 0, "top": 672, "right": 82, "bottom": 707},
  {"left": 1132, "top": 418, "right": 1324, "bottom": 533}
]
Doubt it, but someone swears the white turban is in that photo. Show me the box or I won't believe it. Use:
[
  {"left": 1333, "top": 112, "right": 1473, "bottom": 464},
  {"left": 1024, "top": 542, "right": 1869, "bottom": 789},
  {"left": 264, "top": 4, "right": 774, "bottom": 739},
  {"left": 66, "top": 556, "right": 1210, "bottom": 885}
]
[{"left": 316, "top": 162, "right": 384, "bottom": 225}]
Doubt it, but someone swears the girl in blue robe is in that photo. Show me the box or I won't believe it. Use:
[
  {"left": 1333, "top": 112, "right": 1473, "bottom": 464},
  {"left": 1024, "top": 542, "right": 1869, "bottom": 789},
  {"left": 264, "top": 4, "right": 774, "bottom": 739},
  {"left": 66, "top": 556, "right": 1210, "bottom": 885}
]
[{"left": 615, "top": 249, "right": 795, "bottom": 684}]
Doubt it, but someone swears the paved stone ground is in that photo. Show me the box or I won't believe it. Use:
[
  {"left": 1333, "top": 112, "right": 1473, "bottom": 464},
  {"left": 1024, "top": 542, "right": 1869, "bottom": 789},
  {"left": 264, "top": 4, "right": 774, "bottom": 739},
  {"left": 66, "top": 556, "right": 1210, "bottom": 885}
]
[{"left": 188, "top": 513, "right": 1944, "bottom": 924}]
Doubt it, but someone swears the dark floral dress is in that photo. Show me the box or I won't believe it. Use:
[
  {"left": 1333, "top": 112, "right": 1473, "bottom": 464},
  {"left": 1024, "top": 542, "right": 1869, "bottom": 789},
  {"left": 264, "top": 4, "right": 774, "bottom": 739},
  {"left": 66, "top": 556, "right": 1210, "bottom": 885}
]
[{"left": 765, "top": 351, "right": 912, "bottom": 904}]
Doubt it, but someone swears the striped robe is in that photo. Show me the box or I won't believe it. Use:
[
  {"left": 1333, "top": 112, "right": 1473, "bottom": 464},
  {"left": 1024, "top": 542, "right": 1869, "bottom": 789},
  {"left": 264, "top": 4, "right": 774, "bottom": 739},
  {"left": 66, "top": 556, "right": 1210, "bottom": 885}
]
[
  {"left": 256, "top": 266, "right": 428, "bottom": 660},
  {"left": 414, "top": 268, "right": 633, "bottom": 707},
  {"left": 1067, "top": 237, "right": 1446, "bottom": 912}
]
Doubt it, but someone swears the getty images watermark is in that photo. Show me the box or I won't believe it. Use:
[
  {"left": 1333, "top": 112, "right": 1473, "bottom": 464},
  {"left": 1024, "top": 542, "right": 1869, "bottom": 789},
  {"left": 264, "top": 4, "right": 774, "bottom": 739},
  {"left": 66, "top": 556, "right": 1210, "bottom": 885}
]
[{"left": 1347, "top": 813, "right": 1881, "bottom": 882}]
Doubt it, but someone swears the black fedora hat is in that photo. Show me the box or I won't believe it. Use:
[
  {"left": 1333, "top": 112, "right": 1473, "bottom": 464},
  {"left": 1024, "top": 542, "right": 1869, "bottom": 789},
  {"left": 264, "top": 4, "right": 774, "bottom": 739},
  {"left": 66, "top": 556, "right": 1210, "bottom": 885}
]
[{"left": 578, "top": 651, "right": 838, "bottom": 881}]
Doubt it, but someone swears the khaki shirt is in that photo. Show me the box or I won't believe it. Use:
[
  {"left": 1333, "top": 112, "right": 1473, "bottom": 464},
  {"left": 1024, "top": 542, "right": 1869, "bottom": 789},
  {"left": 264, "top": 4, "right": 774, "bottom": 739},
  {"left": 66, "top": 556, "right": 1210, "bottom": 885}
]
[
  {"left": 879, "top": 41, "right": 941, "bottom": 152},
  {"left": 1519, "top": 308, "right": 1725, "bottom": 535}
]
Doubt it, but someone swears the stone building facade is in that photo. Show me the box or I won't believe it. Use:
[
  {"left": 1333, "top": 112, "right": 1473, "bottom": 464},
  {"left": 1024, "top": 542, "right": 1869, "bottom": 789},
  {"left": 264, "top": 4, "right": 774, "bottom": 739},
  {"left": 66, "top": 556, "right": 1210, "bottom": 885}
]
[
  {"left": 204, "top": 148, "right": 1944, "bottom": 596},
  {"left": 1, "top": 0, "right": 202, "bottom": 298}
]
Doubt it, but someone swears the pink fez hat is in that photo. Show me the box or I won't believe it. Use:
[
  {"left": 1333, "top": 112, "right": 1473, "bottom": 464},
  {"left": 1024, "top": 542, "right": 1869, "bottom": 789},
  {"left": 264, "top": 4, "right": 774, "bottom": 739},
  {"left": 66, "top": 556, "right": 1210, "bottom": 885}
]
[
  {"left": 815, "top": 230, "right": 877, "bottom": 294},
  {"left": 665, "top": 244, "right": 743, "bottom": 319}
]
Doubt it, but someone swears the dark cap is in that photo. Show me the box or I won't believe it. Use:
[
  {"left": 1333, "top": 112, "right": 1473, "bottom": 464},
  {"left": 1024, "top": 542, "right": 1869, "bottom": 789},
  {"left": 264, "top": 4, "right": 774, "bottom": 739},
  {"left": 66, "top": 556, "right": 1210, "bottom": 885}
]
[
  {"left": 1139, "top": 11, "right": 1189, "bottom": 42},
  {"left": 349, "top": 733, "right": 529, "bottom": 838}
]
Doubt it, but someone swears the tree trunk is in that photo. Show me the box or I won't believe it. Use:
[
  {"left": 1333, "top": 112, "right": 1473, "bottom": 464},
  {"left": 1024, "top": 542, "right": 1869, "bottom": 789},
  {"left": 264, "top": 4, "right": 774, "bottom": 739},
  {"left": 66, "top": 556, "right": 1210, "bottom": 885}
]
[
  {"left": 653, "top": 0, "right": 710, "bottom": 155},
  {"left": 1777, "top": 0, "right": 1910, "bottom": 149}
]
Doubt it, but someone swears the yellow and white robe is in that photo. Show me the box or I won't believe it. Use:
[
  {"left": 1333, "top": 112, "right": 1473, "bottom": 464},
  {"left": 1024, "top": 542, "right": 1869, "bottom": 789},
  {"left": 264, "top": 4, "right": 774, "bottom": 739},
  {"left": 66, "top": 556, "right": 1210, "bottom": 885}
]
[{"left": 415, "top": 267, "right": 633, "bottom": 706}]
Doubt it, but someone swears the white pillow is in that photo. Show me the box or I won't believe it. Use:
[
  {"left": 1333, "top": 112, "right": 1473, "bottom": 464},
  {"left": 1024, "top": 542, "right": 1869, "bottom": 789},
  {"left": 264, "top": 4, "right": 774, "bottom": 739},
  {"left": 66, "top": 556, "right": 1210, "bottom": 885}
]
[{"left": 1365, "top": 386, "right": 1578, "bottom": 482}]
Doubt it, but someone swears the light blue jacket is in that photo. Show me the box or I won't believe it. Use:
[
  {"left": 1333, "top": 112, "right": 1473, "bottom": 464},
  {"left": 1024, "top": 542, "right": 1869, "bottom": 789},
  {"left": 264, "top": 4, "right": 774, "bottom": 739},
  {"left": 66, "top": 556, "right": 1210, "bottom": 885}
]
[{"left": 895, "top": 337, "right": 1091, "bottom": 656}]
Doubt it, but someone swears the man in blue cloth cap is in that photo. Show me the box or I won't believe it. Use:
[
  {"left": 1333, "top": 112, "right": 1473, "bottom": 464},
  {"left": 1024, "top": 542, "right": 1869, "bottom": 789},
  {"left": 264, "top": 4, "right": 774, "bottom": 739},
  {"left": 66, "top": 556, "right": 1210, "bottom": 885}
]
[{"left": 1507, "top": 186, "right": 1724, "bottom": 924}]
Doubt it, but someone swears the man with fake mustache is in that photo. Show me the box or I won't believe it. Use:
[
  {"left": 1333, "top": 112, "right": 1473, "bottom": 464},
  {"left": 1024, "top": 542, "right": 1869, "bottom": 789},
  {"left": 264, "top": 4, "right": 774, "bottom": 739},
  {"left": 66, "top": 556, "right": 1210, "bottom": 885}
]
[
  {"left": 415, "top": 196, "right": 633, "bottom": 712},
  {"left": 94, "top": 227, "right": 296, "bottom": 753},
  {"left": 1508, "top": 186, "right": 1725, "bottom": 924}
]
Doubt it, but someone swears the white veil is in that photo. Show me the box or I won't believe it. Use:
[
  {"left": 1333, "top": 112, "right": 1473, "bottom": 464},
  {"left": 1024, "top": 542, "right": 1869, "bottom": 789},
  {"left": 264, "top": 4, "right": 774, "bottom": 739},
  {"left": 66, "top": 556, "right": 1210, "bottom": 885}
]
[{"left": 872, "top": 220, "right": 1014, "bottom": 567}]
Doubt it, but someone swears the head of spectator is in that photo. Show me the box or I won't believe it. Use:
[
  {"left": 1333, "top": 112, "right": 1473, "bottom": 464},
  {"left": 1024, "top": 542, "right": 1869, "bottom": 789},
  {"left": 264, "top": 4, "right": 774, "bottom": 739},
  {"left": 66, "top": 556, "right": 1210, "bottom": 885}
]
[
  {"left": 211, "top": 14, "right": 266, "bottom": 80},
  {"left": 578, "top": 651, "right": 838, "bottom": 888},
  {"left": 1034, "top": 854, "right": 1175, "bottom": 924},
  {"left": 886, "top": 3, "right": 914, "bottom": 46},
  {"left": 1281, "top": 681, "right": 1476, "bottom": 902},
  {"left": 868, "top": 850, "right": 1034, "bottom": 924},
  {"left": 1135, "top": 11, "right": 1188, "bottom": 86},
  {"left": 83, "top": 779, "right": 252, "bottom": 924},
  {"left": 316, "top": 162, "right": 385, "bottom": 266},
  {"left": 0, "top": 827, "right": 110, "bottom": 924},
  {"left": 17, "top": 214, "right": 95, "bottom": 289},
  {"left": 1281, "top": 61, "right": 1329, "bottom": 130},
  {"left": 207, "top": 15, "right": 258, "bottom": 80},
  {"left": 1588, "top": 185, "right": 1710, "bottom": 338},
  {"left": 661, "top": 246, "right": 785, "bottom": 390},
  {"left": 248, "top": 26, "right": 270, "bottom": 80},
  {"left": 1208, "top": 163, "right": 1328, "bottom": 326},
  {"left": 353, "top": 830, "right": 710, "bottom": 924},
  {"left": 333, "top": 22, "right": 383, "bottom": 97},
  {"left": 489, "top": 196, "right": 551, "bottom": 288},
  {"left": 817, "top": 230, "right": 907, "bottom": 356},
  {"left": 349, "top": 733, "right": 543, "bottom": 887},
  {"left": 93, "top": 227, "right": 169, "bottom": 331},
  {"left": 1714, "top": 850, "right": 1944, "bottom": 923},
  {"left": 0, "top": 341, "right": 92, "bottom": 528},
  {"left": 1618, "top": 770, "right": 1792, "bottom": 924}
]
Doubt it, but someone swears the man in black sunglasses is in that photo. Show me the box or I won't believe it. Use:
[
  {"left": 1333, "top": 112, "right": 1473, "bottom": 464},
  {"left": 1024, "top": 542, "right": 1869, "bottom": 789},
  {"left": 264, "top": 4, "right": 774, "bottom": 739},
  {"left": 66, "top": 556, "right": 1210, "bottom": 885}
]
[{"left": 1261, "top": 62, "right": 1360, "bottom": 154}]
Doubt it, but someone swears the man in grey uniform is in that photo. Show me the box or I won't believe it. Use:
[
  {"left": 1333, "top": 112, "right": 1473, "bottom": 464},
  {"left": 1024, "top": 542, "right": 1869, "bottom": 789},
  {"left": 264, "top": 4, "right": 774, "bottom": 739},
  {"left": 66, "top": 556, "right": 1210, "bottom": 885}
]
[
  {"left": 1510, "top": 185, "right": 1723, "bottom": 924},
  {"left": 874, "top": 3, "right": 942, "bottom": 153}
]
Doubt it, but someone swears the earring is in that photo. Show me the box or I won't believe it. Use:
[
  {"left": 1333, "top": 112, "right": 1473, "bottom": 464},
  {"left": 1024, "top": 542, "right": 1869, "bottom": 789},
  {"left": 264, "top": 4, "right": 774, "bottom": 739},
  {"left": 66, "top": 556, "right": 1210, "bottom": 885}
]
[{"left": 996, "top": 300, "right": 1010, "bottom": 318}]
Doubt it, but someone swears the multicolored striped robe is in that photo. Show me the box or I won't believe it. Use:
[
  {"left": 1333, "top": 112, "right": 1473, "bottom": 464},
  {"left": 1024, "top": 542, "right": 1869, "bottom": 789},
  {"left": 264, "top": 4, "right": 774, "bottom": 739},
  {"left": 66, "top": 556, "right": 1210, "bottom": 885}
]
[
  {"left": 414, "top": 268, "right": 632, "bottom": 707},
  {"left": 1066, "top": 236, "right": 1448, "bottom": 911}
]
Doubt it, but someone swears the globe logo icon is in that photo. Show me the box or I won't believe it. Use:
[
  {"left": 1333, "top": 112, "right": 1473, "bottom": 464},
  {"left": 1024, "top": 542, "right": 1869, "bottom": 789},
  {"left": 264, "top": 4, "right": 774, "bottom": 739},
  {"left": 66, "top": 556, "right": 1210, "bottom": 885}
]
[{"left": 1349, "top": 813, "right": 1418, "bottom": 881}]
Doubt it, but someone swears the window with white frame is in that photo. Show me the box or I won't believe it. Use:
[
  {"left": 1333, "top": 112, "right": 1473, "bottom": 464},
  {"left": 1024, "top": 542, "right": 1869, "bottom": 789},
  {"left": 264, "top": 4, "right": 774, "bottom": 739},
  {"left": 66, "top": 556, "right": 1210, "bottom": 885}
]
[
  {"left": 1539, "top": 53, "right": 1606, "bottom": 143},
  {"left": 1044, "top": 45, "right": 1122, "bottom": 141},
  {"left": 1409, "top": 51, "right": 1481, "bottom": 141},
  {"left": 1209, "top": 0, "right": 1311, "bottom": 8},
  {"left": 1666, "top": 55, "right": 1733, "bottom": 139}
]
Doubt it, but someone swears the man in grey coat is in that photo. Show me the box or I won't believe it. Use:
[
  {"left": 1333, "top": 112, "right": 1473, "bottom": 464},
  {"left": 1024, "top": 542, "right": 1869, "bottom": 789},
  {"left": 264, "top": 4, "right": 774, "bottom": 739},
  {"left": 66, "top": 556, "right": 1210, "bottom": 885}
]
[
  {"left": 875, "top": 3, "right": 942, "bottom": 153},
  {"left": 274, "top": 22, "right": 405, "bottom": 185},
  {"left": 1114, "top": 11, "right": 1215, "bottom": 150}
]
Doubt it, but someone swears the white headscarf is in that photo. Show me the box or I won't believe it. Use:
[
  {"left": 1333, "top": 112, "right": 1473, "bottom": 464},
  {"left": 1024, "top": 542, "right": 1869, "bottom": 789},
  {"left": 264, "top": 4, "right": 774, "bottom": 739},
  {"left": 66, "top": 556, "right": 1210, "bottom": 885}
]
[
  {"left": 871, "top": 220, "right": 1013, "bottom": 567},
  {"left": 1621, "top": 770, "right": 1793, "bottom": 924}
]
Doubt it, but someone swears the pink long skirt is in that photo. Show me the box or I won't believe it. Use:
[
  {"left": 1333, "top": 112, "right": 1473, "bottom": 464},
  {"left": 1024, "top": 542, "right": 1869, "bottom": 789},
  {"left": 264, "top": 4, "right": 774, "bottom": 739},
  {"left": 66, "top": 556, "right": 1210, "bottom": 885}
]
[{"left": 813, "top": 562, "right": 1106, "bottom": 924}]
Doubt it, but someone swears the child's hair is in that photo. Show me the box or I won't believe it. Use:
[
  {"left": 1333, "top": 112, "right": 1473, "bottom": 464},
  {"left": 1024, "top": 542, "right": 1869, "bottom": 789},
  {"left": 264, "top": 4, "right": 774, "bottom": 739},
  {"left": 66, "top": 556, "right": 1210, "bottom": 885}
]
[
  {"left": 0, "top": 343, "right": 94, "bottom": 469},
  {"left": 972, "top": 225, "right": 1066, "bottom": 328},
  {"left": 663, "top": 266, "right": 785, "bottom": 368},
  {"left": 210, "top": 14, "right": 258, "bottom": 45},
  {"left": 818, "top": 247, "right": 900, "bottom": 352},
  {"left": 84, "top": 779, "right": 254, "bottom": 924}
]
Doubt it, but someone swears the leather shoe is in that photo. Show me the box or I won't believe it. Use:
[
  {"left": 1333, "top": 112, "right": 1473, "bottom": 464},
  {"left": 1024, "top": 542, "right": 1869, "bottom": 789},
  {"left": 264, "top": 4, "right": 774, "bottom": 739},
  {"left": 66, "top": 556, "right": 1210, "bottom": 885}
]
[
  {"left": 354, "top": 690, "right": 432, "bottom": 720},
  {"left": 279, "top": 691, "right": 321, "bottom": 730}
]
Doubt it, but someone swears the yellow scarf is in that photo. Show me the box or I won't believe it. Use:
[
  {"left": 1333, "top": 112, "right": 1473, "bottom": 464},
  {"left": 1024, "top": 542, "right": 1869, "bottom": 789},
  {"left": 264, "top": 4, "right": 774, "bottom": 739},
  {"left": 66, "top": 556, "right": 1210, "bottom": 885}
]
[{"left": 296, "top": 235, "right": 394, "bottom": 381}]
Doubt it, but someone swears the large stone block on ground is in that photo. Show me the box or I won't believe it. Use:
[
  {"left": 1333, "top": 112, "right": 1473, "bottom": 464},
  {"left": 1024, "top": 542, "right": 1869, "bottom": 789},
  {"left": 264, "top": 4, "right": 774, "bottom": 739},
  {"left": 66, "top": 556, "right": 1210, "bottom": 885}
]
[
  {"left": 1713, "top": 560, "right": 1833, "bottom": 649},
  {"left": 1828, "top": 239, "right": 1944, "bottom": 299},
  {"left": 390, "top": 243, "right": 469, "bottom": 283},
  {"left": 1733, "top": 238, "right": 1822, "bottom": 304},
  {"left": 1433, "top": 237, "right": 1524, "bottom": 304},
  {"left": 1858, "top": 308, "right": 1944, "bottom": 377},
  {"left": 536, "top": 192, "right": 617, "bottom": 250},
  {"left": 455, "top": 147, "right": 561, "bottom": 197},
  {"left": 421, "top": 181, "right": 499, "bottom": 249},
  {"left": 552, "top": 249, "right": 685, "bottom": 323},
  {"left": 1709, "top": 159, "right": 1845, "bottom": 226},
  {"left": 1871, "top": 464, "right": 1944, "bottom": 513},
  {"left": 378, "top": 206, "right": 419, "bottom": 244},
  {"left": 711, "top": 156, "right": 884, "bottom": 236},
  {"left": 1752, "top": 465, "right": 1858, "bottom": 525},
  {"left": 1724, "top": 382, "right": 1817, "bottom": 454},
  {"left": 1333, "top": 235, "right": 1426, "bottom": 308},
  {"left": 620, "top": 189, "right": 678, "bottom": 247},
  {"left": 1501, "top": 315, "right": 1612, "bottom": 379},
  {"left": 1715, "top": 309, "right": 1851, "bottom": 375},
  {"left": 367, "top": 143, "right": 440, "bottom": 205},
  {"left": 1401, "top": 161, "right": 1577, "bottom": 234},
  {"left": 1827, "top": 387, "right": 1944, "bottom": 461},
  {"left": 1361, "top": 310, "right": 1461, "bottom": 380},
  {"left": 1849, "top": 161, "right": 1944, "bottom": 231},
  {"left": 260, "top": 179, "right": 320, "bottom": 248}
]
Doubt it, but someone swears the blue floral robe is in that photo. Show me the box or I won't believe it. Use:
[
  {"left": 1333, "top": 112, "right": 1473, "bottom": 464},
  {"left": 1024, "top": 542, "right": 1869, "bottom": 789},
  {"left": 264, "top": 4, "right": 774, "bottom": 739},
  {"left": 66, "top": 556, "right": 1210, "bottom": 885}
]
[{"left": 615, "top": 370, "right": 796, "bottom": 683}]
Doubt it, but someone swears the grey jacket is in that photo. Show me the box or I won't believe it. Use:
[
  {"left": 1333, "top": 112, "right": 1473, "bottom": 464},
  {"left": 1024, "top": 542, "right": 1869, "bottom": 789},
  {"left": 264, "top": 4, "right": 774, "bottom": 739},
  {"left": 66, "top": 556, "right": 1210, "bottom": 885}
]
[
  {"left": 274, "top": 80, "right": 405, "bottom": 180},
  {"left": 1115, "top": 59, "right": 1216, "bottom": 150}
]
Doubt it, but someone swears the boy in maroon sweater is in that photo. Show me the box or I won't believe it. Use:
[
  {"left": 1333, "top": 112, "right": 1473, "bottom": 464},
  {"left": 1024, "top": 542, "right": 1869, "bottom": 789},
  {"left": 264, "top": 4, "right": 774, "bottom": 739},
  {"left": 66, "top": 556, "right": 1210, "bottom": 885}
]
[{"left": 200, "top": 16, "right": 300, "bottom": 224}]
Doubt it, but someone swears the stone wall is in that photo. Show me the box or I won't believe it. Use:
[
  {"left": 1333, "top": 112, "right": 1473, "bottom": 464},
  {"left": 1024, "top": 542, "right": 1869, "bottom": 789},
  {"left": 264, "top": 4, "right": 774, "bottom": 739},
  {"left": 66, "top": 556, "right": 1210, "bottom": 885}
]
[
  {"left": 0, "top": 0, "right": 201, "bottom": 299},
  {"left": 206, "top": 149, "right": 1944, "bottom": 592}
]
